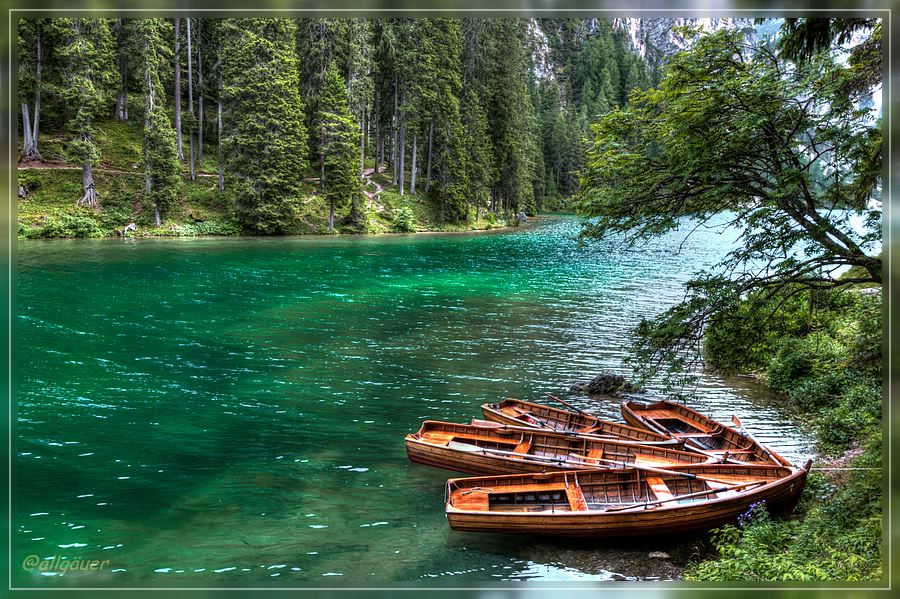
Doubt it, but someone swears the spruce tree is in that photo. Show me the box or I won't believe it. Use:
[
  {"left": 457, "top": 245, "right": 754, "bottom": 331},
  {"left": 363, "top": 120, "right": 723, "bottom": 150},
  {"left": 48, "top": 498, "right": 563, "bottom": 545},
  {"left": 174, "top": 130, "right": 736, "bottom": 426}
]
[
  {"left": 112, "top": 18, "right": 141, "bottom": 121},
  {"left": 461, "top": 86, "right": 494, "bottom": 218},
  {"left": 220, "top": 18, "right": 308, "bottom": 233},
  {"left": 427, "top": 19, "right": 468, "bottom": 220},
  {"left": 18, "top": 18, "right": 56, "bottom": 162},
  {"left": 54, "top": 18, "right": 115, "bottom": 207},
  {"left": 318, "top": 63, "right": 363, "bottom": 232},
  {"left": 137, "top": 18, "right": 179, "bottom": 225}
]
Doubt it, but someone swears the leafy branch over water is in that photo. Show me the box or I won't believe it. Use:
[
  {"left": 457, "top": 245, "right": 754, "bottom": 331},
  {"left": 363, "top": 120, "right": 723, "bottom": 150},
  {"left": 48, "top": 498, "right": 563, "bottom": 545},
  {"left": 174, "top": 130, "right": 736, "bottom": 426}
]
[{"left": 575, "top": 21, "right": 882, "bottom": 389}]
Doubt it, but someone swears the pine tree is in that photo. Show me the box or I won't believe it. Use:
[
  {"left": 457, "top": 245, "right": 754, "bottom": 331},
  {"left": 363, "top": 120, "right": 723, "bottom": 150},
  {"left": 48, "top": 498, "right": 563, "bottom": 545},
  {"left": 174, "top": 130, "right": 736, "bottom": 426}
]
[
  {"left": 461, "top": 85, "right": 494, "bottom": 218},
  {"left": 55, "top": 18, "right": 115, "bottom": 207},
  {"left": 482, "top": 19, "right": 539, "bottom": 215},
  {"left": 318, "top": 63, "right": 363, "bottom": 231},
  {"left": 346, "top": 19, "right": 373, "bottom": 180},
  {"left": 220, "top": 18, "right": 308, "bottom": 233},
  {"left": 173, "top": 17, "right": 183, "bottom": 160},
  {"left": 137, "top": 18, "right": 179, "bottom": 226},
  {"left": 18, "top": 18, "right": 53, "bottom": 162},
  {"left": 427, "top": 19, "right": 468, "bottom": 220},
  {"left": 112, "top": 18, "right": 141, "bottom": 121},
  {"left": 296, "top": 18, "right": 350, "bottom": 171}
]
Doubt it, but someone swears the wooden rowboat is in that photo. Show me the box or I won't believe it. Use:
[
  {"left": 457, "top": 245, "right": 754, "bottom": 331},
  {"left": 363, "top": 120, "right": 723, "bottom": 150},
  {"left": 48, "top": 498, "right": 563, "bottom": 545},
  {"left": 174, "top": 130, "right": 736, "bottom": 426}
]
[
  {"left": 405, "top": 420, "right": 709, "bottom": 476},
  {"left": 445, "top": 461, "right": 811, "bottom": 537},
  {"left": 620, "top": 400, "right": 792, "bottom": 467},
  {"left": 481, "top": 398, "right": 676, "bottom": 444}
]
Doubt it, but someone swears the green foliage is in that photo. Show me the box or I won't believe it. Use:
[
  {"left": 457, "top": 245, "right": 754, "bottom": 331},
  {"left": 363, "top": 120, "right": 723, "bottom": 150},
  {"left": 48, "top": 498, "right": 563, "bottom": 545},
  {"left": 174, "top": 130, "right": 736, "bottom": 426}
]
[
  {"left": 686, "top": 424, "right": 882, "bottom": 581},
  {"left": 221, "top": 18, "right": 308, "bottom": 234},
  {"left": 153, "top": 219, "right": 241, "bottom": 237},
  {"left": 53, "top": 18, "right": 116, "bottom": 168},
  {"left": 137, "top": 18, "right": 179, "bottom": 224},
  {"left": 766, "top": 335, "right": 846, "bottom": 396},
  {"left": 393, "top": 206, "right": 416, "bottom": 232},
  {"left": 426, "top": 19, "right": 469, "bottom": 221},
  {"left": 39, "top": 212, "right": 105, "bottom": 238},
  {"left": 687, "top": 278, "right": 882, "bottom": 581},
  {"left": 317, "top": 62, "right": 363, "bottom": 230},
  {"left": 576, "top": 26, "right": 882, "bottom": 387}
]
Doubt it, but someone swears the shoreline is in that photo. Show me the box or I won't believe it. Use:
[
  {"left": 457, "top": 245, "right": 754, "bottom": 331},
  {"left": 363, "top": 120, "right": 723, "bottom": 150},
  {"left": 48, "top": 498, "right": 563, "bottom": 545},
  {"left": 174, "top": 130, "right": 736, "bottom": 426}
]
[{"left": 15, "top": 214, "right": 550, "bottom": 242}]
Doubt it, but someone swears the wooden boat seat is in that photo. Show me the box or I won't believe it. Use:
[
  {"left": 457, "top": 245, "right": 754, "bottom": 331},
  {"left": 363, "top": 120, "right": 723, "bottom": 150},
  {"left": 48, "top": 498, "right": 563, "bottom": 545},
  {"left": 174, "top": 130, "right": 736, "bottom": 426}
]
[
  {"left": 513, "top": 439, "right": 533, "bottom": 454},
  {"left": 470, "top": 418, "right": 502, "bottom": 428},
  {"left": 453, "top": 491, "right": 490, "bottom": 511},
  {"left": 443, "top": 434, "right": 516, "bottom": 448},
  {"left": 645, "top": 476, "right": 675, "bottom": 502},
  {"left": 584, "top": 448, "right": 603, "bottom": 464},
  {"left": 420, "top": 431, "right": 456, "bottom": 445},
  {"left": 566, "top": 484, "right": 588, "bottom": 511}
]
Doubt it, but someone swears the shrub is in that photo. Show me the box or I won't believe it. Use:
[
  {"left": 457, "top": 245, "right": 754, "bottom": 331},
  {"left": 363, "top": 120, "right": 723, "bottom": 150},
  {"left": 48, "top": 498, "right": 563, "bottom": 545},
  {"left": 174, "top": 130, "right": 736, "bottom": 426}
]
[
  {"left": 765, "top": 334, "right": 844, "bottom": 395},
  {"left": 393, "top": 206, "right": 416, "bottom": 233},
  {"left": 814, "top": 380, "right": 881, "bottom": 451},
  {"left": 40, "top": 213, "right": 104, "bottom": 238}
]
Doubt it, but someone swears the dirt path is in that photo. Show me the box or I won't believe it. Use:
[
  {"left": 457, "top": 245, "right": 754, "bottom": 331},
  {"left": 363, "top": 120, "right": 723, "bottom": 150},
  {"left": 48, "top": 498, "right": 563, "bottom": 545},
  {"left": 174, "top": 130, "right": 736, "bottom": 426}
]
[{"left": 304, "top": 167, "right": 387, "bottom": 211}]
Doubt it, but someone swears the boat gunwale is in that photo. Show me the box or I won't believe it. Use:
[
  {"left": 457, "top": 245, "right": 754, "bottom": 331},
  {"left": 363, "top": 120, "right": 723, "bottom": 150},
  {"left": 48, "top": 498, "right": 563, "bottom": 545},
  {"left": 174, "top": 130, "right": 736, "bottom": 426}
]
[
  {"left": 445, "top": 462, "right": 810, "bottom": 516},
  {"left": 482, "top": 398, "right": 676, "bottom": 442}
]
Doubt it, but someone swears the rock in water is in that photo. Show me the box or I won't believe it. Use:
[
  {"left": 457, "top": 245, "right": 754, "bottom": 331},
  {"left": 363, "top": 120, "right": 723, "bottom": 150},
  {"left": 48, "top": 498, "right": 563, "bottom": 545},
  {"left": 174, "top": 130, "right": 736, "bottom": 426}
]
[{"left": 582, "top": 373, "right": 637, "bottom": 395}]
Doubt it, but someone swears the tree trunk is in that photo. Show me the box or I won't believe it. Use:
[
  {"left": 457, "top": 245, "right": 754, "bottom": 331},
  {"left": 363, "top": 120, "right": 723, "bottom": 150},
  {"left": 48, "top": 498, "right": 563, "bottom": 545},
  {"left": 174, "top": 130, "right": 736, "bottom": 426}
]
[
  {"left": 217, "top": 96, "right": 224, "bottom": 191},
  {"left": 145, "top": 59, "right": 154, "bottom": 198},
  {"left": 391, "top": 76, "right": 398, "bottom": 183},
  {"left": 116, "top": 88, "right": 127, "bottom": 121},
  {"left": 425, "top": 119, "right": 433, "bottom": 192},
  {"left": 329, "top": 199, "right": 335, "bottom": 232},
  {"left": 114, "top": 19, "right": 127, "bottom": 121},
  {"left": 411, "top": 133, "right": 417, "bottom": 194},
  {"left": 399, "top": 83, "right": 406, "bottom": 194},
  {"left": 320, "top": 124, "right": 326, "bottom": 188},
  {"left": 21, "top": 103, "right": 34, "bottom": 159},
  {"left": 399, "top": 118, "right": 406, "bottom": 195},
  {"left": 187, "top": 18, "right": 195, "bottom": 181},
  {"left": 21, "top": 27, "right": 43, "bottom": 161},
  {"left": 198, "top": 25, "right": 204, "bottom": 167},
  {"left": 374, "top": 86, "right": 380, "bottom": 174},
  {"left": 77, "top": 151, "right": 99, "bottom": 208},
  {"left": 360, "top": 108, "right": 365, "bottom": 180},
  {"left": 32, "top": 26, "right": 42, "bottom": 154},
  {"left": 174, "top": 17, "right": 183, "bottom": 160}
]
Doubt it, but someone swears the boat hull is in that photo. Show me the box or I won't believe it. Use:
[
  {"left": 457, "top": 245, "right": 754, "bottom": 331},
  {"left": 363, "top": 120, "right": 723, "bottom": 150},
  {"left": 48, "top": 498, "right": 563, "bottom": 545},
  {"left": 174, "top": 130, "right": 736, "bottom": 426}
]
[
  {"left": 405, "top": 420, "right": 708, "bottom": 476},
  {"left": 446, "top": 464, "right": 810, "bottom": 538}
]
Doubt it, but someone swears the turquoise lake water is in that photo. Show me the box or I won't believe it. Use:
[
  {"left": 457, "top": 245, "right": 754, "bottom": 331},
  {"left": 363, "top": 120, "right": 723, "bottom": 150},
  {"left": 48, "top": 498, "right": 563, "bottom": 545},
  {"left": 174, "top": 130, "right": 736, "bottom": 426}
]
[{"left": 13, "top": 215, "right": 813, "bottom": 586}]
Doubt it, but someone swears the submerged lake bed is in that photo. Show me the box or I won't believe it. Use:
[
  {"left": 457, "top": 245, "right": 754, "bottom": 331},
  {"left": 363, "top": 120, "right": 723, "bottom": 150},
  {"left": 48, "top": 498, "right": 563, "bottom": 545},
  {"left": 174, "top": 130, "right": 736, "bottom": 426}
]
[{"left": 14, "top": 215, "right": 813, "bottom": 585}]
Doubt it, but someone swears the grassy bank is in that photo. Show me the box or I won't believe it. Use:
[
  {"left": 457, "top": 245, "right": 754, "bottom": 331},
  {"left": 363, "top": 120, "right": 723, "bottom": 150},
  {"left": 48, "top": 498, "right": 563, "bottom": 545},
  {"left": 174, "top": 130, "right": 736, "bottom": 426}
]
[
  {"left": 17, "top": 119, "right": 514, "bottom": 239},
  {"left": 685, "top": 287, "right": 883, "bottom": 581}
]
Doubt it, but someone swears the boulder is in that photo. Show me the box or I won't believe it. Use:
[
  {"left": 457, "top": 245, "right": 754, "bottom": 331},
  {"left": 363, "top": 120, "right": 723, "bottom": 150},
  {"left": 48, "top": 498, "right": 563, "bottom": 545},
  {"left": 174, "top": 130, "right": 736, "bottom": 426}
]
[{"left": 570, "top": 373, "right": 640, "bottom": 396}]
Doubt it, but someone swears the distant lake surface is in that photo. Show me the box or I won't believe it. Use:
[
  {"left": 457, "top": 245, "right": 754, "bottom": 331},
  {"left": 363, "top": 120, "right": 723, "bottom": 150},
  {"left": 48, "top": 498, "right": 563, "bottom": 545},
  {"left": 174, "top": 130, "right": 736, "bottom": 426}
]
[{"left": 14, "top": 214, "right": 813, "bottom": 585}]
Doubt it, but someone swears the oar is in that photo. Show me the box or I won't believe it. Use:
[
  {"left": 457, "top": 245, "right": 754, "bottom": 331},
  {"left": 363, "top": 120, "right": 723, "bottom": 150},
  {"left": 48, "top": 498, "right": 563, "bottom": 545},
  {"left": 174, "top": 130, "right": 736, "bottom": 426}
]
[
  {"left": 679, "top": 443, "right": 747, "bottom": 466},
  {"left": 595, "top": 458, "right": 740, "bottom": 486},
  {"left": 508, "top": 406, "right": 557, "bottom": 430},
  {"left": 604, "top": 479, "right": 767, "bottom": 512},
  {"left": 543, "top": 392, "right": 593, "bottom": 417},
  {"left": 447, "top": 442, "right": 674, "bottom": 472},
  {"left": 731, "top": 415, "right": 779, "bottom": 464}
]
